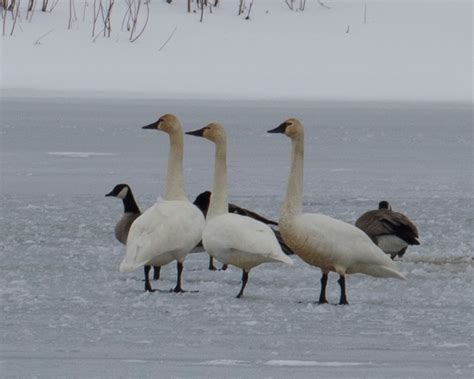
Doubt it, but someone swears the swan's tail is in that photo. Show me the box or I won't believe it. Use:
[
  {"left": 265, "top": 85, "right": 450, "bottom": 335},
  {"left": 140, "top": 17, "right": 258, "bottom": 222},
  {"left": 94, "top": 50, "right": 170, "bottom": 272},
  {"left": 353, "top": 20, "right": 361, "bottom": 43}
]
[
  {"left": 119, "top": 255, "right": 145, "bottom": 273},
  {"left": 275, "top": 253, "right": 294, "bottom": 266}
]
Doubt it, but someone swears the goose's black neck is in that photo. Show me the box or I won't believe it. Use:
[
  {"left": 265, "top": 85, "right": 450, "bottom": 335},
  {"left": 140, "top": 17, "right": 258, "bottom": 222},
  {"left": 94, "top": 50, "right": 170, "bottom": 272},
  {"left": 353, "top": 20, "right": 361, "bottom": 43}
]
[{"left": 123, "top": 191, "right": 140, "bottom": 214}]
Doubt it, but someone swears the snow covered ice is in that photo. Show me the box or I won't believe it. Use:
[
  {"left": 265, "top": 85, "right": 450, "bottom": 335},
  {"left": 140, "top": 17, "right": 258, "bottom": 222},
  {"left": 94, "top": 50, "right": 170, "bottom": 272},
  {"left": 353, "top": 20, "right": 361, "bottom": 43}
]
[
  {"left": 1, "top": 0, "right": 472, "bottom": 377},
  {"left": 0, "top": 98, "right": 472, "bottom": 377}
]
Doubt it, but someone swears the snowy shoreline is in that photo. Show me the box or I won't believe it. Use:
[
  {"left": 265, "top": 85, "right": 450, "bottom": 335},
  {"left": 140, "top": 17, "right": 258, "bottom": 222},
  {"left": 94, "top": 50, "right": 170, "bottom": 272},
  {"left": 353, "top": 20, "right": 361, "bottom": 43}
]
[
  {"left": 2, "top": 89, "right": 472, "bottom": 108},
  {"left": 2, "top": 0, "right": 471, "bottom": 103}
]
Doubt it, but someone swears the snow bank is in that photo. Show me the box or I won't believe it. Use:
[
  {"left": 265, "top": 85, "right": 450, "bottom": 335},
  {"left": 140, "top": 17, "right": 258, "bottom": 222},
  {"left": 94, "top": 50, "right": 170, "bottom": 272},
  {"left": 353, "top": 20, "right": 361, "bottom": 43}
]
[{"left": 1, "top": 0, "right": 471, "bottom": 102}]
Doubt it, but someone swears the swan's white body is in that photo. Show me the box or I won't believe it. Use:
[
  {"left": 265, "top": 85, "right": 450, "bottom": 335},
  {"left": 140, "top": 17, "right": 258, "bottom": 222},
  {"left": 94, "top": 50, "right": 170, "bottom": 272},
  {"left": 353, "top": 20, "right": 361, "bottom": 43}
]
[
  {"left": 204, "top": 213, "right": 293, "bottom": 271},
  {"left": 119, "top": 115, "right": 205, "bottom": 288},
  {"left": 271, "top": 119, "right": 405, "bottom": 290},
  {"left": 280, "top": 213, "right": 404, "bottom": 279},
  {"left": 120, "top": 200, "right": 204, "bottom": 271}
]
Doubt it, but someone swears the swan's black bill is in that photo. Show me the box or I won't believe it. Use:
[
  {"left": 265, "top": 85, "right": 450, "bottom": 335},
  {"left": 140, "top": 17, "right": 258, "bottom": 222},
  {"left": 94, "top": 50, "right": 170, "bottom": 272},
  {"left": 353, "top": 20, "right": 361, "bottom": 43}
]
[
  {"left": 186, "top": 127, "right": 206, "bottom": 137},
  {"left": 267, "top": 122, "right": 289, "bottom": 134},
  {"left": 142, "top": 121, "right": 157, "bottom": 129}
]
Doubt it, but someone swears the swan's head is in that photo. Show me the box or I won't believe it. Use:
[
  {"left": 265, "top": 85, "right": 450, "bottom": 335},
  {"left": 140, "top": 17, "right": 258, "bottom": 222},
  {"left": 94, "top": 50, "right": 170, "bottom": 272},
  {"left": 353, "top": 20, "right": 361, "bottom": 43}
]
[
  {"left": 267, "top": 118, "right": 303, "bottom": 139},
  {"left": 106, "top": 183, "right": 131, "bottom": 199},
  {"left": 378, "top": 200, "right": 392, "bottom": 210},
  {"left": 142, "top": 113, "right": 181, "bottom": 134},
  {"left": 185, "top": 122, "right": 227, "bottom": 144}
]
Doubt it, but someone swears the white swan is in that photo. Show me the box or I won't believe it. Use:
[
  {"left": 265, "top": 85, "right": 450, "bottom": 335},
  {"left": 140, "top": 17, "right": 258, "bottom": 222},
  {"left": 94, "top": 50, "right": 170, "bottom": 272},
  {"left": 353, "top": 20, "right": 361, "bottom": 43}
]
[
  {"left": 268, "top": 118, "right": 405, "bottom": 305},
  {"left": 106, "top": 183, "right": 161, "bottom": 281},
  {"left": 120, "top": 114, "right": 205, "bottom": 292},
  {"left": 186, "top": 123, "right": 293, "bottom": 298}
]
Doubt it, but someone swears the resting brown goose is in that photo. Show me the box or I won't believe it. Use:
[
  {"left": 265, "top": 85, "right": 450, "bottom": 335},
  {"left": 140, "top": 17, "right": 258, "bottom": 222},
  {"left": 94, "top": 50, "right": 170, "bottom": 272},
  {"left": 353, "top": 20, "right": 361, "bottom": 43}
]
[
  {"left": 355, "top": 200, "right": 420, "bottom": 259},
  {"left": 106, "top": 184, "right": 161, "bottom": 282},
  {"left": 193, "top": 191, "right": 294, "bottom": 271}
]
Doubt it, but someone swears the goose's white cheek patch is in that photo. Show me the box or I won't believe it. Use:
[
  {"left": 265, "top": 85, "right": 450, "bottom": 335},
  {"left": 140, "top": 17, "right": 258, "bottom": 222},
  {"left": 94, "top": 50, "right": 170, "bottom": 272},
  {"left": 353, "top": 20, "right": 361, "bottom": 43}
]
[{"left": 117, "top": 187, "right": 128, "bottom": 199}]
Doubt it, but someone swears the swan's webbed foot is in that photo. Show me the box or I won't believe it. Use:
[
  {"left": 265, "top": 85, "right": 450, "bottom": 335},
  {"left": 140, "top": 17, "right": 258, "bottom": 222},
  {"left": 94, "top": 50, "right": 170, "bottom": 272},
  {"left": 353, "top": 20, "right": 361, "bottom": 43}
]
[
  {"left": 144, "top": 265, "right": 156, "bottom": 292},
  {"left": 173, "top": 261, "right": 188, "bottom": 293},
  {"left": 145, "top": 281, "right": 156, "bottom": 292},
  {"left": 172, "top": 286, "right": 186, "bottom": 293}
]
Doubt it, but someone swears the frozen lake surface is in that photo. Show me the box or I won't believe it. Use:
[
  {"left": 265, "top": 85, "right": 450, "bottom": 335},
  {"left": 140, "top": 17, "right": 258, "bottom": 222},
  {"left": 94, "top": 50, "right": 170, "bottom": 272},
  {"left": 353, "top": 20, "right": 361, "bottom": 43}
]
[{"left": 1, "top": 98, "right": 472, "bottom": 377}]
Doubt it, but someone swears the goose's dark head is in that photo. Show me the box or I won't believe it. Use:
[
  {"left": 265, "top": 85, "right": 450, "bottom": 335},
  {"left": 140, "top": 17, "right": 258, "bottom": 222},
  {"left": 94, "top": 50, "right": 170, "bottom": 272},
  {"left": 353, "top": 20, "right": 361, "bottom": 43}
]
[
  {"left": 142, "top": 113, "right": 181, "bottom": 134},
  {"left": 193, "top": 191, "right": 211, "bottom": 215},
  {"left": 106, "top": 184, "right": 131, "bottom": 199},
  {"left": 378, "top": 200, "right": 392, "bottom": 210},
  {"left": 267, "top": 118, "right": 303, "bottom": 139}
]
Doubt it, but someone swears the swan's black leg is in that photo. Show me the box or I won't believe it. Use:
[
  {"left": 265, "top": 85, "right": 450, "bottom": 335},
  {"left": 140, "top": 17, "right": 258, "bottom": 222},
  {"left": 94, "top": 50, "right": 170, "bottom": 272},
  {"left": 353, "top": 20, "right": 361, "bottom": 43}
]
[
  {"left": 220, "top": 264, "right": 228, "bottom": 271},
  {"left": 173, "top": 261, "right": 185, "bottom": 293},
  {"left": 338, "top": 275, "right": 349, "bottom": 305},
  {"left": 208, "top": 256, "right": 217, "bottom": 271},
  {"left": 144, "top": 265, "right": 156, "bottom": 292},
  {"left": 318, "top": 272, "right": 329, "bottom": 304},
  {"left": 236, "top": 270, "right": 249, "bottom": 298},
  {"left": 153, "top": 266, "right": 161, "bottom": 280}
]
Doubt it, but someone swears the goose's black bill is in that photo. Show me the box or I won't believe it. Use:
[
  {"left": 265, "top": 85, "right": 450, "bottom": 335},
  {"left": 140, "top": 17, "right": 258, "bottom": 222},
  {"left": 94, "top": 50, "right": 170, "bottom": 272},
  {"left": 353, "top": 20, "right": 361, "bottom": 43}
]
[
  {"left": 267, "top": 122, "right": 289, "bottom": 134},
  {"left": 186, "top": 127, "right": 206, "bottom": 137},
  {"left": 105, "top": 191, "right": 114, "bottom": 197},
  {"left": 142, "top": 121, "right": 157, "bottom": 129}
]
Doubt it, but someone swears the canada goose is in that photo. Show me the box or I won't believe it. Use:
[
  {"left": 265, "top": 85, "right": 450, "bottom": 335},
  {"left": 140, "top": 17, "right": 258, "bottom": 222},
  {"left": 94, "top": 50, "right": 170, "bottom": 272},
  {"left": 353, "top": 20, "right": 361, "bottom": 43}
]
[
  {"left": 268, "top": 119, "right": 405, "bottom": 305},
  {"left": 193, "top": 191, "right": 295, "bottom": 270},
  {"left": 120, "top": 114, "right": 205, "bottom": 292},
  {"left": 187, "top": 123, "right": 293, "bottom": 298},
  {"left": 105, "top": 183, "right": 161, "bottom": 281},
  {"left": 355, "top": 200, "right": 420, "bottom": 259}
]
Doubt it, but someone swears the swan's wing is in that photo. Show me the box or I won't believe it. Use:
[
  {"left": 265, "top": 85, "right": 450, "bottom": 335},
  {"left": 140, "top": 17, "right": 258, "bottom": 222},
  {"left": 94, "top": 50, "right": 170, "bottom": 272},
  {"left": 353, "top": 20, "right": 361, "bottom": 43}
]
[
  {"left": 120, "top": 208, "right": 161, "bottom": 271},
  {"left": 205, "top": 214, "right": 292, "bottom": 265},
  {"left": 120, "top": 201, "right": 204, "bottom": 272},
  {"left": 297, "top": 213, "right": 388, "bottom": 263},
  {"left": 296, "top": 213, "right": 405, "bottom": 279}
]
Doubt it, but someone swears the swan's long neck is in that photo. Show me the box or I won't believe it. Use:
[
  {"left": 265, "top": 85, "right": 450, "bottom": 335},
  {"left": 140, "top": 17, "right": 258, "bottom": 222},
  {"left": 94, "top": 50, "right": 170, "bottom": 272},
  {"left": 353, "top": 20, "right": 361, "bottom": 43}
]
[
  {"left": 165, "top": 130, "right": 187, "bottom": 201},
  {"left": 207, "top": 138, "right": 228, "bottom": 220},
  {"left": 282, "top": 135, "right": 304, "bottom": 218}
]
